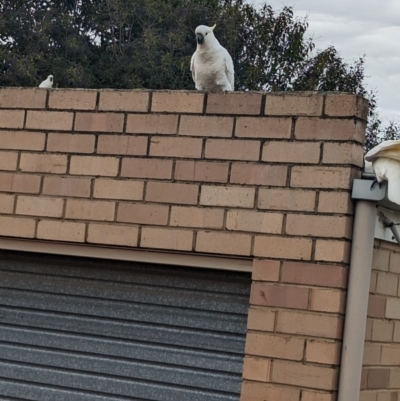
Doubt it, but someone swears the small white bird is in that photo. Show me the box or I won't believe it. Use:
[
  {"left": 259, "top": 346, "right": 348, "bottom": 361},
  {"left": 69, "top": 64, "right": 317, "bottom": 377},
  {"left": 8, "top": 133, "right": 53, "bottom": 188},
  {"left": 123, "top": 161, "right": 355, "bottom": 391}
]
[
  {"left": 190, "top": 24, "right": 234, "bottom": 92},
  {"left": 365, "top": 139, "right": 400, "bottom": 205},
  {"left": 39, "top": 75, "right": 54, "bottom": 88}
]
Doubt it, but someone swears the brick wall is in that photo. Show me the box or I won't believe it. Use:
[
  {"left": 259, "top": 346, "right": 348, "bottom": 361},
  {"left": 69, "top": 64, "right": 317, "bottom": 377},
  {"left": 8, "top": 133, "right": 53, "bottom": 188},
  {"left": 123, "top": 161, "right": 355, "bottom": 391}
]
[
  {"left": 0, "top": 88, "right": 368, "bottom": 399},
  {"left": 360, "top": 240, "right": 400, "bottom": 401}
]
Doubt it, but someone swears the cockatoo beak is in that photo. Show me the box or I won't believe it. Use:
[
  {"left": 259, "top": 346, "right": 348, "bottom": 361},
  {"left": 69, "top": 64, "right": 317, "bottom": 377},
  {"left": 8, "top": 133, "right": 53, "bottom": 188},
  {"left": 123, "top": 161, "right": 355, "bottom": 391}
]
[
  {"left": 211, "top": 24, "right": 216, "bottom": 31},
  {"left": 196, "top": 33, "right": 204, "bottom": 44}
]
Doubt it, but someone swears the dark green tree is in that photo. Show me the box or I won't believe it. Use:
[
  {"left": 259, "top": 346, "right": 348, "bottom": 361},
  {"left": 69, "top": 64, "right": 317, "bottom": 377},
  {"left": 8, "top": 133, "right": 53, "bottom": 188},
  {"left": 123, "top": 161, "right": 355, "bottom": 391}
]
[{"left": 0, "top": 0, "right": 398, "bottom": 149}]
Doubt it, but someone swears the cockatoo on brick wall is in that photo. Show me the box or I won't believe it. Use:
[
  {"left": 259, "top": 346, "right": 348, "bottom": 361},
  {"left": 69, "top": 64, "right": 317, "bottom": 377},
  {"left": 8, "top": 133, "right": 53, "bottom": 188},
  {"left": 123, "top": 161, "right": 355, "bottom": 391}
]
[
  {"left": 39, "top": 75, "right": 54, "bottom": 88},
  {"left": 190, "top": 24, "right": 234, "bottom": 92},
  {"left": 365, "top": 139, "right": 400, "bottom": 205}
]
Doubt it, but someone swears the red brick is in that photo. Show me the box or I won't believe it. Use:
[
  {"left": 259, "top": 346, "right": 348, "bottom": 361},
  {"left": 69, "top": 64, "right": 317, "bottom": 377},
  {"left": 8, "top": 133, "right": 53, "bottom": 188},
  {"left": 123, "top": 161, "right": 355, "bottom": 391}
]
[
  {"left": 74, "top": 112, "right": 124, "bottom": 132},
  {"left": 286, "top": 214, "right": 352, "bottom": 238},
  {"left": 200, "top": 186, "right": 255, "bottom": 208},
  {"left": 0, "top": 110, "right": 25, "bottom": 129},
  {"left": 281, "top": 262, "right": 348, "bottom": 288},
  {"left": 0, "top": 172, "right": 41, "bottom": 194},
  {"left": 93, "top": 179, "right": 144, "bottom": 201},
  {"left": 271, "top": 360, "right": 339, "bottom": 391},
  {"left": 175, "top": 161, "right": 229, "bottom": 183},
  {"left": 43, "top": 176, "right": 91, "bottom": 198},
  {"left": 262, "top": 141, "right": 321, "bottom": 163},
  {"left": 141, "top": 227, "right": 193, "bottom": 251},
  {"left": 0, "top": 151, "right": 18, "bottom": 171},
  {"left": 318, "top": 191, "right": 353, "bottom": 214},
  {"left": 47, "top": 133, "right": 95, "bottom": 153},
  {"left": 26, "top": 111, "right": 73, "bottom": 131},
  {"left": 16, "top": 196, "right": 63, "bottom": 218},
  {"left": 323, "top": 142, "right": 364, "bottom": 166},
  {"left": 49, "top": 89, "right": 97, "bottom": 110},
  {"left": 97, "top": 135, "right": 148, "bottom": 155},
  {"left": 325, "top": 94, "right": 368, "bottom": 120},
  {"left": 126, "top": 114, "right": 178, "bottom": 134},
  {"left": 230, "top": 164, "right": 287, "bottom": 186},
  {"left": 151, "top": 91, "right": 203, "bottom": 113},
  {"left": 19, "top": 153, "right": 67, "bottom": 174},
  {"left": 121, "top": 158, "right": 172, "bottom": 179},
  {"left": 226, "top": 210, "right": 283, "bottom": 234},
  {"left": 170, "top": 206, "right": 224, "bottom": 229},
  {"left": 235, "top": 117, "right": 292, "bottom": 138},
  {"left": 240, "top": 381, "right": 300, "bottom": 401},
  {"left": 367, "top": 295, "right": 386, "bottom": 318},
  {"left": 305, "top": 340, "right": 341, "bottom": 365},
  {"left": 149, "top": 136, "right": 202, "bottom": 158},
  {"left": 196, "top": 231, "right": 252, "bottom": 256},
  {"left": 0, "top": 216, "right": 36, "bottom": 238},
  {"left": 207, "top": 92, "right": 262, "bottom": 115},
  {"left": 146, "top": 182, "right": 198, "bottom": 205},
  {"left": 99, "top": 90, "right": 149, "bottom": 112},
  {"left": 70, "top": 156, "right": 119, "bottom": 176},
  {"left": 247, "top": 306, "right": 276, "bottom": 332},
  {"left": 277, "top": 310, "right": 344, "bottom": 339},
  {"left": 65, "top": 199, "right": 115, "bottom": 221},
  {"left": 117, "top": 203, "right": 169, "bottom": 225},
  {"left": 254, "top": 236, "right": 312, "bottom": 260},
  {"left": 87, "top": 223, "right": 139, "bottom": 247},
  {"left": 310, "top": 289, "right": 346, "bottom": 313},
  {"left": 363, "top": 343, "right": 382, "bottom": 366},
  {"left": 250, "top": 283, "right": 309, "bottom": 309},
  {"left": 245, "top": 332, "right": 304, "bottom": 360},
  {"left": 291, "top": 166, "right": 356, "bottom": 189},
  {"left": 315, "top": 240, "right": 351, "bottom": 263},
  {"left": 366, "top": 369, "right": 390, "bottom": 389},
  {"left": 0, "top": 131, "right": 45, "bottom": 151},
  {"left": 258, "top": 188, "right": 315, "bottom": 211},
  {"left": 371, "top": 320, "right": 392, "bottom": 342},
  {"left": 242, "top": 357, "right": 271, "bottom": 382},
  {"left": 0, "top": 194, "right": 14, "bottom": 213},
  {"left": 252, "top": 259, "right": 280, "bottom": 282},
  {"left": 179, "top": 115, "right": 233, "bottom": 137},
  {"left": 37, "top": 220, "right": 85, "bottom": 242},
  {"left": 205, "top": 139, "right": 260, "bottom": 161},
  {"left": 0, "top": 87, "right": 46, "bottom": 109},
  {"left": 295, "top": 117, "right": 365, "bottom": 143},
  {"left": 265, "top": 93, "right": 324, "bottom": 116}
]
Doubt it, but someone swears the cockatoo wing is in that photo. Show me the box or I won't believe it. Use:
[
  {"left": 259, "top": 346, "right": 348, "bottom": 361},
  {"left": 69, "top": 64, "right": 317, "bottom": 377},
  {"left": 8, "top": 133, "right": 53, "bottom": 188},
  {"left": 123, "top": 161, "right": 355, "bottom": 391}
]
[
  {"left": 223, "top": 48, "right": 234, "bottom": 90},
  {"left": 365, "top": 140, "right": 400, "bottom": 163},
  {"left": 190, "top": 53, "right": 196, "bottom": 83}
]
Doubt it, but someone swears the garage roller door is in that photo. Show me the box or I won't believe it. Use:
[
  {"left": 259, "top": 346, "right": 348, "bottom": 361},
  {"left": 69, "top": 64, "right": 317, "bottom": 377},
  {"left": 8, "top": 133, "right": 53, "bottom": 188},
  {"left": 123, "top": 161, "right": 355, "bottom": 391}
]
[{"left": 0, "top": 250, "right": 251, "bottom": 401}]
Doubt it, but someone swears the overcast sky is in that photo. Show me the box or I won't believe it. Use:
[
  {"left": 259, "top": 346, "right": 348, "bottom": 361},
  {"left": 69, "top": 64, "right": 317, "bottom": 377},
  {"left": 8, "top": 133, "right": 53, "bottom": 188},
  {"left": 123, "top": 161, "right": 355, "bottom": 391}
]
[{"left": 253, "top": 0, "right": 400, "bottom": 124}]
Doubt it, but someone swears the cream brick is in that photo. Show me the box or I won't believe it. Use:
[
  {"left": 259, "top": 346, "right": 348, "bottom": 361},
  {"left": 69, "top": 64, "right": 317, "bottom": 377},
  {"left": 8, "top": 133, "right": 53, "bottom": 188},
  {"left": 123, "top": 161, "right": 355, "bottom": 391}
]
[
  {"left": 151, "top": 91, "right": 204, "bottom": 113},
  {"left": 87, "top": 224, "right": 139, "bottom": 247},
  {"left": 121, "top": 158, "right": 172, "bottom": 179},
  {"left": 207, "top": 93, "right": 262, "bottom": 115},
  {"left": 99, "top": 90, "right": 149, "bottom": 112},
  {"left": 175, "top": 161, "right": 229, "bottom": 183},
  {"left": 0, "top": 172, "right": 41, "bottom": 194},
  {"left": 258, "top": 188, "right": 315, "bottom": 211},
  {"left": 325, "top": 94, "right": 368, "bottom": 119},
  {"left": 16, "top": 196, "right": 63, "bottom": 218},
  {"left": 0, "top": 216, "right": 36, "bottom": 238},
  {"left": 245, "top": 332, "right": 304, "bottom": 360},
  {"left": 265, "top": 93, "right": 324, "bottom": 116},
  {"left": 0, "top": 131, "right": 45, "bottom": 151},
  {"left": 47, "top": 133, "right": 95, "bottom": 153},
  {"left": 247, "top": 307, "right": 276, "bottom": 332},
  {"left": 372, "top": 319, "right": 393, "bottom": 343},
  {"left": 310, "top": 289, "right": 346, "bottom": 313},
  {"left": 65, "top": 199, "right": 115, "bottom": 221},
  {"left": 389, "top": 252, "right": 400, "bottom": 274},
  {"left": 0, "top": 151, "right": 18, "bottom": 171},
  {"left": 141, "top": 227, "right": 193, "bottom": 251},
  {"left": 0, "top": 194, "right": 14, "bottom": 214},
  {"left": 37, "top": 220, "right": 85, "bottom": 242},
  {"left": 146, "top": 182, "right": 198, "bottom": 205},
  {"left": 315, "top": 240, "right": 351, "bottom": 263},
  {"left": 200, "top": 186, "right": 255, "bottom": 208},
  {"left": 205, "top": 139, "right": 260, "bottom": 161},
  {"left": 262, "top": 141, "right": 321, "bottom": 164},
  {"left": 0, "top": 87, "right": 46, "bottom": 109},
  {"left": 318, "top": 191, "right": 353, "bottom": 214},
  {"left": 179, "top": 115, "right": 233, "bottom": 137},
  {"left": 376, "top": 272, "right": 398, "bottom": 296},
  {"left": 49, "top": 89, "right": 97, "bottom": 110},
  {"left": 305, "top": 341, "right": 341, "bottom": 365},
  {"left": 226, "top": 210, "right": 283, "bottom": 234},
  {"left": 126, "top": 113, "right": 177, "bottom": 134},
  {"left": 323, "top": 142, "right": 364, "bottom": 167},
  {"left": 74, "top": 112, "right": 124, "bottom": 132},
  {"left": 240, "top": 381, "right": 300, "bottom": 401},
  {"left": 362, "top": 343, "right": 382, "bottom": 365},
  {"left": 97, "top": 135, "right": 148, "bottom": 155},
  {"left": 235, "top": 117, "right": 292, "bottom": 138},
  {"left": 26, "top": 110, "right": 73, "bottom": 131},
  {"left": 70, "top": 156, "right": 119, "bottom": 176},
  {"left": 373, "top": 248, "right": 390, "bottom": 272},
  {"left": 20, "top": 153, "right": 67, "bottom": 174},
  {"left": 231, "top": 164, "right": 287, "bottom": 186},
  {"left": 117, "top": 203, "right": 169, "bottom": 225},
  {"left": 242, "top": 357, "right": 271, "bottom": 382},
  {"left": 381, "top": 345, "right": 400, "bottom": 366},
  {"left": 43, "top": 176, "right": 91, "bottom": 198},
  {"left": 254, "top": 236, "right": 312, "bottom": 260},
  {"left": 0, "top": 110, "right": 25, "bottom": 129},
  {"left": 93, "top": 179, "right": 144, "bottom": 201},
  {"left": 252, "top": 259, "right": 280, "bottom": 282},
  {"left": 170, "top": 206, "right": 224, "bottom": 229},
  {"left": 196, "top": 231, "right": 252, "bottom": 256},
  {"left": 301, "top": 391, "right": 336, "bottom": 401},
  {"left": 149, "top": 136, "right": 202, "bottom": 158}
]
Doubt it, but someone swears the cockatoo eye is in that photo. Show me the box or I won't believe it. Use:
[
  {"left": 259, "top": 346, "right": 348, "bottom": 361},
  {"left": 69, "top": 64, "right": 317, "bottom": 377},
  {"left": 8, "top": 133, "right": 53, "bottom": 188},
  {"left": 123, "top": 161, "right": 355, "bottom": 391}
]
[{"left": 205, "top": 33, "right": 208, "bottom": 35}]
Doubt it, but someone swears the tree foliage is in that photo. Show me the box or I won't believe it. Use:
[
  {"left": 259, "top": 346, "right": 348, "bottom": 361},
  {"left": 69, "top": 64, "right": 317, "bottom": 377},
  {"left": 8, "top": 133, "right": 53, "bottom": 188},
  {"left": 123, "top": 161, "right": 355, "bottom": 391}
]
[{"left": 0, "top": 0, "right": 398, "bottom": 149}]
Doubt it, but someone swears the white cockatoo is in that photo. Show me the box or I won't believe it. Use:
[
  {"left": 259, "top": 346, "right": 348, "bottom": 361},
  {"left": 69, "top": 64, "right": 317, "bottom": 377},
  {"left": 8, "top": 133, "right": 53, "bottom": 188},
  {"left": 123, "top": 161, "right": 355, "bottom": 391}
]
[
  {"left": 190, "top": 24, "right": 234, "bottom": 92},
  {"left": 39, "top": 75, "right": 54, "bottom": 88},
  {"left": 365, "top": 139, "right": 400, "bottom": 205}
]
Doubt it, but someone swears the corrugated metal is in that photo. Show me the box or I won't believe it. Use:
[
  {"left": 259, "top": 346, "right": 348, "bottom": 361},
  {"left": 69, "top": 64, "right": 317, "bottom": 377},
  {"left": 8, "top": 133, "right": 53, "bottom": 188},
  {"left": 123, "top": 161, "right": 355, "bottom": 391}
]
[{"left": 0, "top": 251, "right": 251, "bottom": 401}]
